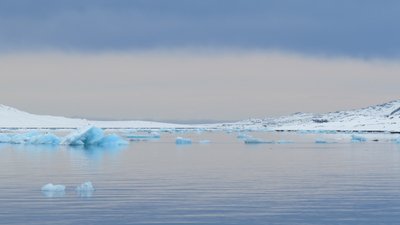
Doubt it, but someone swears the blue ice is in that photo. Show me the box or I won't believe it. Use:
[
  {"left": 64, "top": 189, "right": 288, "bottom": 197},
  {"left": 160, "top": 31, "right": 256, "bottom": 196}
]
[
  {"left": 176, "top": 137, "right": 192, "bottom": 145},
  {"left": 30, "top": 134, "right": 61, "bottom": 145},
  {"left": 351, "top": 135, "right": 367, "bottom": 143},
  {"left": 0, "top": 132, "right": 60, "bottom": 145},
  {"left": 62, "top": 126, "right": 128, "bottom": 147},
  {"left": 237, "top": 133, "right": 251, "bottom": 139},
  {"left": 198, "top": 140, "right": 211, "bottom": 144},
  {"left": 244, "top": 137, "right": 274, "bottom": 144},
  {"left": 315, "top": 139, "right": 328, "bottom": 144},
  {"left": 276, "top": 140, "right": 294, "bottom": 144},
  {"left": 0, "top": 134, "right": 11, "bottom": 143},
  {"left": 126, "top": 132, "right": 161, "bottom": 140},
  {"left": 393, "top": 138, "right": 400, "bottom": 144}
]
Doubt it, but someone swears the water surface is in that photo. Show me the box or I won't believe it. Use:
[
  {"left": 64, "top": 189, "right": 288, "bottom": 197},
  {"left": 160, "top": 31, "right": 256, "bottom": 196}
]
[{"left": 1, "top": 132, "right": 400, "bottom": 224}]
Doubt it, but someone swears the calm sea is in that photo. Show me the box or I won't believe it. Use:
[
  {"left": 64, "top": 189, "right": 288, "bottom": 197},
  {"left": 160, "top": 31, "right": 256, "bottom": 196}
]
[{"left": 1, "top": 132, "right": 400, "bottom": 225}]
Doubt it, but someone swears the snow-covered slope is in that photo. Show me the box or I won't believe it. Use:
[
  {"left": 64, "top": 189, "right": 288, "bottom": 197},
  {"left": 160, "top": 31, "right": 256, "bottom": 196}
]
[
  {"left": 224, "top": 100, "right": 400, "bottom": 132},
  {"left": 1, "top": 100, "right": 400, "bottom": 131},
  {"left": 0, "top": 105, "right": 89, "bottom": 128},
  {"left": 0, "top": 105, "right": 191, "bottom": 129}
]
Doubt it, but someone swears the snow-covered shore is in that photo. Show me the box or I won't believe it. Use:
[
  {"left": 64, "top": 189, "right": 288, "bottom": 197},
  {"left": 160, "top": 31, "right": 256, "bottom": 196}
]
[{"left": 1, "top": 100, "right": 400, "bottom": 132}]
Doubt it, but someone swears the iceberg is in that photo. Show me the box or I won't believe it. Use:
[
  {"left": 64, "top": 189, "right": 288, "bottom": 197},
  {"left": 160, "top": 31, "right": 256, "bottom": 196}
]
[
  {"left": 176, "top": 137, "right": 192, "bottom": 145},
  {"left": 244, "top": 137, "right": 274, "bottom": 144},
  {"left": 351, "top": 135, "right": 367, "bottom": 143},
  {"left": 126, "top": 132, "right": 161, "bottom": 140},
  {"left": 237, "top": 133, "right": 251, "bottom": 139},
  {"left": 62, "top": 126, "right": 128, "bottom": 147},
  {"left": 0, "top": 132, "right": 60, "bottom": 145},
  {"left": 30, "top": 133, "right": 61, "bottom": 145},
  {"left": 10, "top": 131, "right": 40, "bottom": 144},
  {"left": 41, "top": 183, "right": 66, "bottom": 192},
  {"left": 97, "top": 134, "right": 128, "bottom": 147},
  {"left": 276, "top": 140, "right": 294, "bottom": 144},
  {"left": 392, "top": 138, "right": 400, "bottom": 144},
  {"left": 198, "top": 140, "right": 211, "bottom": 144},
  {"left": 76, "top": 181, "right": 95, "bottom": 197},
  {"left": 315, "top": 139, "right": 328, "bottom": 144},
  {"left": 76, "top": 181, "right": 95, "bottom": 192},
  {"left": 0, "top": 134, "right": 11, "bottom": 143}
]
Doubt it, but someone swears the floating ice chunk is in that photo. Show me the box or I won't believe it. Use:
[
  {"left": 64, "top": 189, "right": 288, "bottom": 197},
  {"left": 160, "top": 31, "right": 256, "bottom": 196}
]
[
  {"left": 62, "top": 126, "right": 103, "bottom": 146},
  {"left": 392, "top": 138, "right": 400, "bottom": 144},
  {"left": 76, "top": 181, "right": 95, "bottom": 197},
  {"left": 244, "top": 137, "right": 274, "bottom": 144},
  {"left": 298, "top": 130, "right": 312, "bottom": 134},
  {"left": 0, "top": 134, "right": 11, "bottom": 143},
  {"left": 10, "top": 131, "right": 40, "bottom": 144},
  {"left": 97, "top": 134, "right": 128, "bottom": 147},
  {"left": 76, "top": 181, "right": 95, "bottom": 192},
  {"left": 62, "top": 126, "right": 127, "bottom": 147},
  {"left": 0, "top": 132, "right": 61, "bottom": 145},
  {"left": 351, "top": 135, "right": 367, "bottom": 143},
  {"left": 198, "top": 140, "right": 211, "bottom": 144},
  {"left": 30, "top": 134, "right": 61, "bottom": 145},
  {"left": 41, "top": 183, "right": 66, "bottom": 192},
  {"left": 276, "top": 140, "right": 294, "bottom": 144},
  {"left": 176, "top": 137, "right": 192, "bottom": 145},
  {"left": 315, "top": 139, "right": 328, "bottom": 144},
  {"left": 126, "top": 132, "right": 161, "bottom": 140},
  {"left": 237, "top": 133, "right": 251, "bottom": 139}
]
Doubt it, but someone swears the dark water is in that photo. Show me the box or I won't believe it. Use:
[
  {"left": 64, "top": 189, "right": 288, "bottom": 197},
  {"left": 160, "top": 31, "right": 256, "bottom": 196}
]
[{"left": 1, "top": 132, "right": 400, "bottom": 225}]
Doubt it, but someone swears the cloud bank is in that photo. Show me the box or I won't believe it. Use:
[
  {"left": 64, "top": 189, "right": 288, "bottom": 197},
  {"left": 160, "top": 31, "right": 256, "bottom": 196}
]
[{"left": 0, "top": 0, "right": 399, "bottom": 57}]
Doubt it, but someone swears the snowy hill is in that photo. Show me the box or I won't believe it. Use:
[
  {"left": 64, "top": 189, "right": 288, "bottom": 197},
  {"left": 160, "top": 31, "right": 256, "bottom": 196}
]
[
  {"left": 224, "top": 100, "right": 400, "bottom": 132},
  {"left": 1, "top": 100, "right": 400, "bottom": 132},
  {"left": 0, "top": 105, "right": 191, "bottom": 129},
  {"left": 0, "top": 105, "right": 89, "bottom": 128}
]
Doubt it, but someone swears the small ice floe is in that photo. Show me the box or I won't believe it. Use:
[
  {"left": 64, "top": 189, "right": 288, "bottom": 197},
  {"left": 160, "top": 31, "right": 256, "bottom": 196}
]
[
  {"left": 41, "top": 183, "right": 66, "bottom": 197},
  {"left": 76, "top": 181, "right": 95, "bottom": 197},
  {"left": 351, "top": 135, "right": 367, "bottom": 143},
  {"left": 276, "top": 140, "right": 294, "bottom": 144},
  {"left": 176, "top": 137, "right": 192, "bottom": 145},
  {"left": 198, "top": 140, "right": 211, "bottom": 144},
  {"left": 0, "top": 132, "right": 61, "bottom": 145},
  {"left": 126, "top": 132, "right": 161, "bottom": 141},
  {"left": 76, "top": 181, "right": 95, "bottom": 192},
  {"left": 244, "top": 137, "right": 274, "bottom": 144},
  {"left": 315, "top": 139, "right": 328, "bottom": 144},
  {"left": 391, "top": 138, "right": 400, "bottom": 144},
  {"left": 0, "top": 134, "right": 11, "bottom": 143},
  {"left": 237, "top": 133, "right": 251, "bottom": 139},
  {"left": 30, "top": 134, "right": 61, "bottom": 145},
  {"left": 41, "top": 183, "right": 66, "bottom": 192}
]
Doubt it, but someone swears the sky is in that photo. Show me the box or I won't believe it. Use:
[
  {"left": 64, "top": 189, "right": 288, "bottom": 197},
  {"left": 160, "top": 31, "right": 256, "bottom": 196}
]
[{"left": 0, "top": 0, "right": 400, "bottom": 121}]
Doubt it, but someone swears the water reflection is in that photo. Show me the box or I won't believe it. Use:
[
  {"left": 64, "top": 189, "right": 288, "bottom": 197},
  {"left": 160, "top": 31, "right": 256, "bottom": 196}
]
[
  {"left": 76, "top": 189, "right": 95, "bottom": 198},
  {"left": 12, "top": 144, "right": 60, "bottom": 152},
  {"left": 67, "top": 144, "right": 126, "bottom": 160},
  {"left": 41, "top": 190, "right": 66, "bottom": 198}
]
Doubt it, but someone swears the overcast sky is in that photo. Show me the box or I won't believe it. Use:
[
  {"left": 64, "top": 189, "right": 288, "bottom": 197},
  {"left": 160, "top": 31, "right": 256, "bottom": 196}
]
[{"left": 0, "top": 0, "right": 399, "bottom": 121}]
